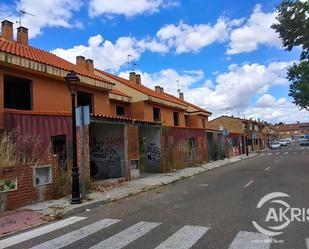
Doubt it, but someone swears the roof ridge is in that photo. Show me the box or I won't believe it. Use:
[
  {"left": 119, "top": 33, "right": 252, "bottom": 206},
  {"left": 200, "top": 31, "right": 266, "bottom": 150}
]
[
  {"left": 0, "top": 37, "right": 113, "bottom": 85},
  {"left": 95, "top": 69, "right": 188, "bottom": 107}
]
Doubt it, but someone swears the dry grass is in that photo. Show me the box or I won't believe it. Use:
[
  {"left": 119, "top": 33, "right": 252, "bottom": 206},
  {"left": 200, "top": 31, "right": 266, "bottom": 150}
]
[{"left": 0, "top": 131, "right": 46, "bottom": 167}]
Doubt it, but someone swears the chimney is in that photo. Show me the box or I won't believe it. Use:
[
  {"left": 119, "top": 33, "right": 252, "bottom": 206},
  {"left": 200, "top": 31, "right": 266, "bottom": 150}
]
[
  {"left": 1, "top": 20, "right": 13, "bottom": 41},
  {"left": 179, "top": 92, "right": 184, "bottom": 100},
  {"left": 17, "top": 26, "right": 28, "bottom": 45},
  {"left": 76, "top": 56, "right": 86, "bottom": 68},
  {"left": 136, "top": 74, "right": 141, "bottom": 85},
  {"left": 85, "top": 59, "right": 94, "bottom": 72},
  {"left": 129, "top": 72, "right": 137, "bottom": 83},
  {"left": 155, "top": 86, "right": 161, "bottom": 93},
  {"left": 155, "top": 86, "right": 164, "bottom": 93}
]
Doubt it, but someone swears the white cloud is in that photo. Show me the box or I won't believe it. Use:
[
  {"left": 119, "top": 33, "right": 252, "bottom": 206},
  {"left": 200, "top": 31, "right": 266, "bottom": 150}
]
[
  {"left": 52, "top": 34, "right": 171, "bottom": 71},
  {"left": 255, "top": 94, "right": 277, "bottom": 107},
  {"left": 136, "top": 38, "right": 169, "bottom": 53},
  {"left": 52, "top": 35, "right": 143, "bottom": 72},
  {"left": 119, "top": 68, "right": 203, "bottom": 93},
  {"left": 0, "top": 0, "right": 83, "bottom": 38},
  {"left": 227, "top": 4, "right": 281, "bottom": 55},
  {"left": 157, "top": 19, "right": 229, "bottom": 54},
  {"left": 88, "top": 0, "right": 179, "bottom": 18},
  {"left": 185, "top": 61, "right": 293, "bottom": 112},
  {"left": 243, "top": 96, "right": 309, "bottom": 124}
]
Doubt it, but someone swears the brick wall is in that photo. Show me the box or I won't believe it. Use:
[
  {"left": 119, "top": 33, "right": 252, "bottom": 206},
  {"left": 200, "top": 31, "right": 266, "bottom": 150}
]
[
  {"left": 0, "top": 160, "right": 58, "bottom": 211},
  {"left": 127, "top": 125, "right": 139, "bottom": 180},
  {"left": 161, "top": 127, "right": 208, "bottom": 172}
]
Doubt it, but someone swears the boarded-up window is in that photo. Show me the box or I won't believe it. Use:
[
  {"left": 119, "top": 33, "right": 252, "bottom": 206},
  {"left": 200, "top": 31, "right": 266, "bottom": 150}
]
[
  {"left": 173, "top": 112, "right": 179, "bottom": 126},
  {"left": 116, "top": 105, "right": 125, "bottom": 116},
  {"left": 153, "top": 107, "right": 161, "bottom": 122},
  {"left": 4, "top": 74, "right": 32, "bottom": 110}
]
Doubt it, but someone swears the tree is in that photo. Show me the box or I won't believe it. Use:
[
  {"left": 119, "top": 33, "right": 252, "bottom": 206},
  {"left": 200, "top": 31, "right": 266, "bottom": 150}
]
[
  {"left": 288, "top": 61, "right": 309, "bottom": 110},
  {"left": 272, "top": 0, "right": 309, "bottom": 110}
]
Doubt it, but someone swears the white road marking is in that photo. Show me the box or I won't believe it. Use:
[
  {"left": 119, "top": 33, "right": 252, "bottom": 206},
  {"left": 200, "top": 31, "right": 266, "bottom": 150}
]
[
  {"left": 30, "top": 219, "right": 120, "bottom": 249},
  {"left": 199, "top": 184, "right": 209, "bottom": 187},
  {"left": 260, "top": 153, "right": 264, "bottom": 156},
  {"left": 228, "top": 231, "right": 271, "bottom": 249},
  {"left": 306, "top": 238, "right": 309, "bottom": 249},
  {"left": 89, "top": 221, "right": 160, "bottom": 249},
  {"left": 265, "top": 166, "right": 270, "bottom": 171},
  {"left": 284, "top": 152, "right": 289, "bottom": 155},
  {"left": 267, "top": 153, "right": 272, "bottom": 156},
  {"left": 154, "top": 225, "right": 209, "bottom": 249},
  {"left": 275, "top": 152, "right": 280, "bottom": 155},
  {"left": 243, "top": 180, "right": 254, "bottom": 189},
  {"left": 0, "top": 216, "right": 87, "bottom": 249}
]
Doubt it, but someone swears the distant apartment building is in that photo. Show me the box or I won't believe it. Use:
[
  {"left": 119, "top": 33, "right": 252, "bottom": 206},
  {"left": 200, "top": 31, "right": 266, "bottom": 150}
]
[
  {"left": 275, "top": 122, "right": 309, "bottom": 139},
  {"left": 209, "top": 116, "right": 268, "bottom": 156}
]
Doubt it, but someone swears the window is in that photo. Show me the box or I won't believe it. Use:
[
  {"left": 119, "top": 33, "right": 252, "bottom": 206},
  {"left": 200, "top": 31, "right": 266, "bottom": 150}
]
[
  {"left": 4, "top": 74, "right": 32, "bottom": 110},
  {"left": 202, "top": 119, "right": 206, "bottom": 128},
  {"left": 173, "top": 112, "right": 179, "bottom": 126},
  {"left": 0, "top": 178, "right": 17, "bottom": 192},
  {"left": 232, "top": 137, "right": 239, "bottom": 146},
  {"left": 153, "top": 107, "right": 161, "bottom": 122},
  {"left": 185, "top": 115, "right": 189, "bottom": 126},
  {"left": 77, "top": 91, "right": 93, "bottom": 113},
  {"left": 51, "top": 135, "right": 67, "bottom": 170},
  {"left": 116, "top": 105, "right": 125, "bottom": 116},
  {"left": 34, "top": 166, "right": 52, "bottom": 186}
]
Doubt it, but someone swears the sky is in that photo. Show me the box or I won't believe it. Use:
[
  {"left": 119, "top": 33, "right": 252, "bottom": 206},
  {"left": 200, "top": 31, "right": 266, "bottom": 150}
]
[{"left": 1, "top": 0, "right": 309, "bottom": 124}]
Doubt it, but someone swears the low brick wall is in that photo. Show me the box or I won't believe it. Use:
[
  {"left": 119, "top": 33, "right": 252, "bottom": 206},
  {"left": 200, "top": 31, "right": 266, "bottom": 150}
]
[
  {"left": 161, "top": 127, "right": 208, "bottom": 172},
  {"left": 0, "top": 162, "right": 57, "bottom": 211}
]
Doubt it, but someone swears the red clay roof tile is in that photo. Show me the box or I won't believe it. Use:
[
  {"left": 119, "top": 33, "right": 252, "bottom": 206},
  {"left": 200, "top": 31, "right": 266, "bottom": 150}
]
[
  {"left": 96, "top": 69, "right": 188, "bottom": 107},
  {"left": 0, "top": 38, "right": 112, "bottom": 85}
]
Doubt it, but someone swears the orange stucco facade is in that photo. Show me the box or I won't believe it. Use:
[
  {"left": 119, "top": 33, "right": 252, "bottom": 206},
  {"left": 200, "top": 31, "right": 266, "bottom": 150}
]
[{"left": 0, "top": 64, "right": 111, "bottom": 122}]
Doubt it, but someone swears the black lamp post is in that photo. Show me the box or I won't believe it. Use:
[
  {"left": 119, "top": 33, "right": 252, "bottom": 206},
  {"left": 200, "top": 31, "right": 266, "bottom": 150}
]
[
  {"left": 65, "top": 70, "right": 81, "bottom": 204},
  {"left": 245, "top": 123, "right": 249, "bottom": 156}
]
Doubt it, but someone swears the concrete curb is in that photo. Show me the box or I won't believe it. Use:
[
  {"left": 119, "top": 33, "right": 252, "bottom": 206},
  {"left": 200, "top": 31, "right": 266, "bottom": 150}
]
[{"left": 62, "top": 153, "right": 258, "bottom": 217}]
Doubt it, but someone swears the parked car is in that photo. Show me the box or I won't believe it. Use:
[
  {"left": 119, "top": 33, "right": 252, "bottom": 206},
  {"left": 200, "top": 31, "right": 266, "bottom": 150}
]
[
  {"left": 279, "top": 140, "right": 288, "bottom": 146},
  {"left": 270, "top": 141, "right": 281, "bottom": 150},
  {"left": 299, "top": 139, "right": 309, "bottom": 146}
]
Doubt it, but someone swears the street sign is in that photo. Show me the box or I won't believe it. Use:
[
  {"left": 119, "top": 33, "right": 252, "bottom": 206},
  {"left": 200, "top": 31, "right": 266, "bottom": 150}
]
[
  {"left": 76, "top": 105, "right": 90, "bottom": 127},
  {"left": 223, "top": 128, "right": 229, "bottom": 137}
]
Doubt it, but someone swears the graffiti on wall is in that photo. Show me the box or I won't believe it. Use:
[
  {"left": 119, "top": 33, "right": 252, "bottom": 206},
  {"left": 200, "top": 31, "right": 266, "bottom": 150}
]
[
  {"left": 146, "top": 143, "right": 161, "bottom": 161},
  {"left": 91, "top": 141, "right": 121, "bottom": 162},
  {"left": 90, "top": 137, "right": 123, "bottom": 179}
]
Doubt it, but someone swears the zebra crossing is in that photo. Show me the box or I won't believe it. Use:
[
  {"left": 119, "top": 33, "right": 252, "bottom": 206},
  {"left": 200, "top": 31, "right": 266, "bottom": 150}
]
[
  {"left": 259, "top": 147, "right": 309, "bottom": 156},
  {"left": 1, "top": 216, "right": 308, "bottom": 249}
]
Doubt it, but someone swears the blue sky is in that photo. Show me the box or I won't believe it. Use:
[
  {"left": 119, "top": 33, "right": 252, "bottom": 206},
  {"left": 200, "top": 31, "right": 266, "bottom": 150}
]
[{"left": 1, "top": 0, "right": 308, "bottom": 123}]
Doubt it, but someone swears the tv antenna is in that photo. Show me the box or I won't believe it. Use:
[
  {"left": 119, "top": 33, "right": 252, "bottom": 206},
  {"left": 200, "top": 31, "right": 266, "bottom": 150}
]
[
  {"left": 132, "top": 62, "right": 138, "bottom": 72},
  {"left": 17, "top": 9, "right": 35, "bottom": 27},
  {"left": 126, "top": 54, "right": 132, "bottom": 70},
  {"left": 177, "top": 80, "right": 184, "bottom": 94}
]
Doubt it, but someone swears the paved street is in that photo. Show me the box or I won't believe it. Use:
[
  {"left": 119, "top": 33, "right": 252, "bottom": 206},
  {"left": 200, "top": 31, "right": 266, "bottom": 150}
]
[{"left": 1, "top": 142, "right": 308, "bottom": 249}]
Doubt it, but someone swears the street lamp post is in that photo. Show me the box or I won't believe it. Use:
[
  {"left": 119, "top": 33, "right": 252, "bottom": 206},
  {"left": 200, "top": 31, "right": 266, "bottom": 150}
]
[
  {"left": 65, "top": 71, "right": 81, "bottom": 204},
  {"left": 245, "top": 123, "right": 249, "bottom": 156}
]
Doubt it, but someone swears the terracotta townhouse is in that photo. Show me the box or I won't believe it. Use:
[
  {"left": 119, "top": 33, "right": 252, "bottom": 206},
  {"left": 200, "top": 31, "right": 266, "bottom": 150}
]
[
  {"left": 93, "top": 69, "right": 212, "bottom": 174},
  {"left": 209, "top": 116, "right": 268, "bottom": 156},
  {"left": 0, "top": 20, "right": 212, "bottom": 209},
  {"left": 275, "top": 122, "right": 309, "bottom": 140}
]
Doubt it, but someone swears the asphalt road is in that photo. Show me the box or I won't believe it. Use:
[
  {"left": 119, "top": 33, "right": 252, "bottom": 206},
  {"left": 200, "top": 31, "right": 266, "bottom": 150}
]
[{"left": 1, "top": 142, "right": 309, "bottom": 249}]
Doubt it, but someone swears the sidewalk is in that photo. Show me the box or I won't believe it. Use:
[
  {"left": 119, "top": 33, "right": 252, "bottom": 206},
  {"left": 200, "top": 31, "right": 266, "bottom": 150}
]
[{"left": 0, "top": 153, "right": 258, "bottom": 237}]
